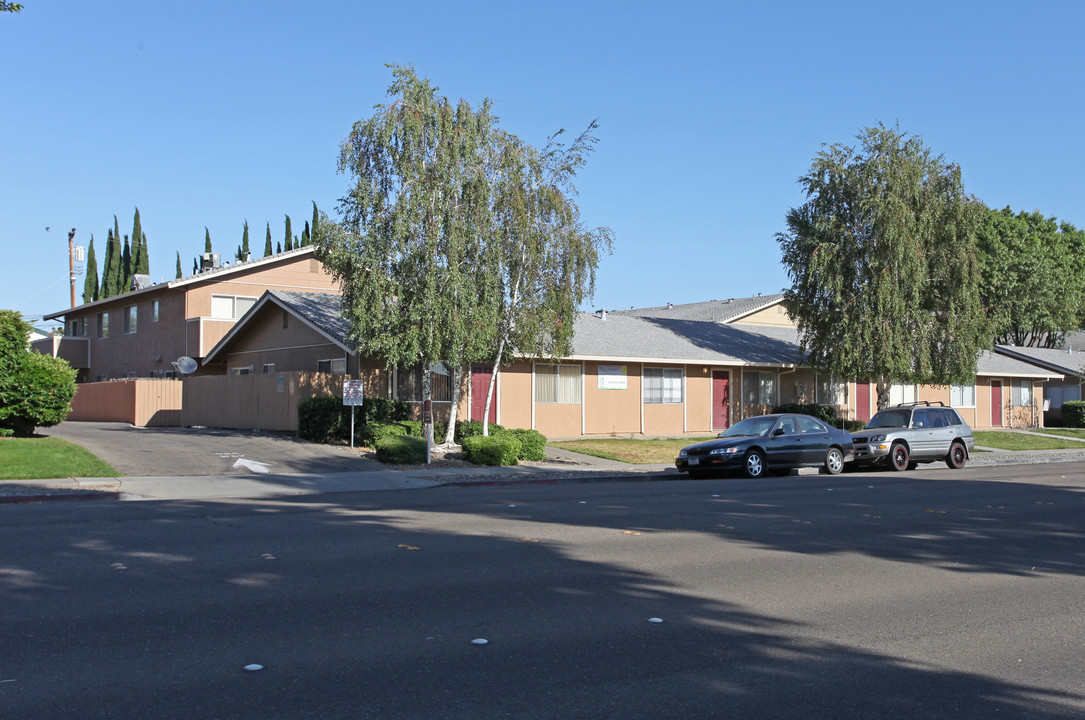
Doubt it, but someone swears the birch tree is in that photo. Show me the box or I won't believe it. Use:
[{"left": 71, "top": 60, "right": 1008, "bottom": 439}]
[{"left": 777, "top": 124, "right": 988, "bottom": 409}]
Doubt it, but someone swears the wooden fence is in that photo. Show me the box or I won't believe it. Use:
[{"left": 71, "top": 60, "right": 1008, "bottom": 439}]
[
  {"left": 69, "top": 379, "right": 183, "bottom": 427},
  {"left": 181, "top": 371, "right": 343, "bottom": 432}
]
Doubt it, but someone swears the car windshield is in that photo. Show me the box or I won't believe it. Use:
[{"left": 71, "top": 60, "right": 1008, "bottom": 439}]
[
  {"left": 719, "top": 417, "right": 776, "bottom": 438},
  {"left": 864, "top": 409, "right": 911, "bottom": 429}
]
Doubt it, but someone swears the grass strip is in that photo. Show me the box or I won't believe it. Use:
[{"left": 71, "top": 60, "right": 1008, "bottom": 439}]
[
  {"left": 0, "top": 437, "right": 120, "bottom": 480},
  {"left": 972, "top": 431, "right": 1085, "bottom": 451},
  {"left": 551, "top": 437, "right": 715, "bottom": 464}
]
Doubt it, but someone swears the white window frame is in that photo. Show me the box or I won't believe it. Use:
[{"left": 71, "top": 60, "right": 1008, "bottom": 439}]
[
  {"left": 643, "top": 367, "right": 683, "bottom": 404},
  {"left": 950, "top": 383, "right": 976, "bottom": 407},
  {"left": 1010, "top": 380, "right": 1032, "bottom": 407},
  {"left": 318, "top": 358, "right": 347, "bottom": 375},
  {"left": 534, "top": 363, "right": 583, "bottom": 404},
  {"left": 262, "top": 363, "right": 275, "bottom": 374},
  {"left": 228, "top": 366, "right": 253, "bottom": 376},
  {"left": 815, "top": 375, "right": 846, "bottom": 405},
  {"left": 211, "top": 294, "right": 258, "bottom": 320}
]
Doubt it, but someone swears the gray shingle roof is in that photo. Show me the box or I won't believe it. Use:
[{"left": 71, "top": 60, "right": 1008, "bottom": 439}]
[
  {"left": 268, "top": 291, "right": 350, "bottom": 345},
  {"left": 993, "top": 346, "right": 1082, "bottom": 378},
  {"left": 610, "top": 294, "right": 786, "bottom": 323},
  {"left": 571, "top": 312, "right": 803, "bottom": 366}
]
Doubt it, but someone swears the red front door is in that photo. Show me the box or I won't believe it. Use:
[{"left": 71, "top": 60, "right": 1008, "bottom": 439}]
[
  {"left": 470, "top": 364, "right": 497, "bottom": 424},
  {"left": 856, "top": 382, "right": 872, "bottom": 423},
  {"left": 991, "top": 380, "right": 1003, "bottom": 427},
  {"left": 712, "top": 371, "right": 730, "bottom": 430}
]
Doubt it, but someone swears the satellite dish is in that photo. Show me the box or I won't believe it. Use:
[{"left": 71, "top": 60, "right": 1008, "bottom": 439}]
[{"left": 173, "top": 356, "right": 198, "bottom": 376}]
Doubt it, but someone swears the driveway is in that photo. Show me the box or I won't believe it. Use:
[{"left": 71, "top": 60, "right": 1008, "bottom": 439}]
[{"left": 42, "top": 422, "right": 384, "bottom": 476}]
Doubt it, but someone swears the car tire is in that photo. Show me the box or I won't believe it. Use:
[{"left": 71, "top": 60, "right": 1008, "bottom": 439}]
[
  {"left": 945, "top": 442, "right": 967, "bottom": 469},
  {"left": 889, "top": 442, "right": 910, "bottom": 472},
  {"left": 744, "top": 449, "right": 766, "bottom": 478},
  {"left": 824, "top": 447, "right": 844, "bottom": 475}
]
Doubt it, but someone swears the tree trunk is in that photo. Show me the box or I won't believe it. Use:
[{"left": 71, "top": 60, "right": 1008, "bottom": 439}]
[
  {"left": 876, "top": 379, "right": 891, "bottom": 411},
  {"left": 421, "top": 366, "right": 433, "bottom": 463},
  {"left": 443, "top": 365, "right": 464, "bottom": 445}
]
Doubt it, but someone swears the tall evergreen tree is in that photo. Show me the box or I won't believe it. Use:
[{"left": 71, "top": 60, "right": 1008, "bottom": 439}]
[
  {"left": 204, "top": 227, "right": 213, "bottom": 254},
  {"left": 264, "top": 222, "right": 273, "bottom": 257},
  {"left": 284, "top": 215, "right": 293, "bottom": 251},
  {"left": 312, "top": 201, "right": 320, "bottom": 244},
  {"left": 82, "top": 235, "right": 99, "bottom": 304},
  {"left": 276, "top": 241, "right": 282, "bottom": 254},
  {"left": 301, "top": 221, "right": 311, "bottom": 247},
  {"left": 130, "top": 208, "right": 145, "bottom": 277},
  {"left": 175, "top": 251, "right": 182, "bottom": 279},
  {"left": 101, "top": 227, "right": 119, "bottom": 298},
  {"left": 140, "top": 232, "right": 149, "bottom": 274},
  {"left": 236, "top": 220, "right": 251, "bottom": 261},
  {"left": 121, "top": 235, "right": 132, "bottom": 292}
]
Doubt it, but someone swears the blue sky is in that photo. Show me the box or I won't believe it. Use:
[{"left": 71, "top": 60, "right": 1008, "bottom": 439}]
[{"left": 3, "top": 1, "right": 1083, "bottom": 326}]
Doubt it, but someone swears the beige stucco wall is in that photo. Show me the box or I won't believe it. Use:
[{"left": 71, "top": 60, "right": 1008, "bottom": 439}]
[{"left": 732, "top": 304, "right": 793, "bottom": 327}]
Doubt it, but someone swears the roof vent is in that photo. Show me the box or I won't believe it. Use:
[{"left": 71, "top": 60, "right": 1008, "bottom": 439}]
[
  {"left": 131, "top": 274, "right": 152, "bottom": 290},
  {"left": 597, "top": 309, "right": 607, "bottom": 320},
  {"left": 200, "top": 253, "right": 221, "bottom": 271},
  {"left": 666, "top": 302, "right": 673, "bottom": 309}
]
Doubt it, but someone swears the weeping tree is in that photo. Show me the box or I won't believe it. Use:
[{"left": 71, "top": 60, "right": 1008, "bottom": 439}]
[
  {"left": 317, "top": 65, "right": 500, "bottom": 456},
  {"left": 477, "top": 123, "right": 612, "bottom": 434},
  {"left": 777, "top": 123, "right": 988, "bottom": 410}
]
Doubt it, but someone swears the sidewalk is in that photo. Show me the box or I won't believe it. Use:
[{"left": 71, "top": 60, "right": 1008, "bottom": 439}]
[{"left": 2, "top": 444, "right": 1083, "bottom": 505}]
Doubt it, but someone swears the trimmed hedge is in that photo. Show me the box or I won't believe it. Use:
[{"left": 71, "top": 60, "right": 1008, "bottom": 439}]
[
  {"left": 1063, "top": 401, "right": 1085, "bottom": 428},
  {"left": 298, "top": 396, "right": 347, "bottom": 443},
  {"left": 772, "top": 403, "right": 842, "bottom": 426},
  {"left": 357, "top": 421, "right": 409, "bottom": 446},
  {"left": 462, "top": 435, "right": 521, "bottom": 466},
  {"left": 505, "top": 428, "right": 547, "bottom": 461},
  {"left": 454, "top": 420, "right": 504, "bottom": 443},
  {"left": 375, "top": 436, "right": 427, "bottom": 464}
]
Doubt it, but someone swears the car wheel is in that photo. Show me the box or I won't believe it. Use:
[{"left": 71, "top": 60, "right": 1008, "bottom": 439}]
[
  {"left": 945, "top": 442, "right": 967, "bottom": 469},
  {"left": 824, "top": 447, "right": 844, "bottom": 475},
  {"left": 744, "top": 449, "right": 766, "bottom": 478},
  {"left": 889, "top": 442, "right": 910, "bottom": 472}
]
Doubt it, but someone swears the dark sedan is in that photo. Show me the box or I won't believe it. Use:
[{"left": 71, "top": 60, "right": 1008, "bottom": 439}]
[{"left": 675, "top": 413, "right": 854, "bottom": 479}]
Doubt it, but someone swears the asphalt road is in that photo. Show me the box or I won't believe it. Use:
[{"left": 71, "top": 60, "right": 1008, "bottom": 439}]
[
  {"left": 2, "top": 463, "right": 1084, "bottom": 719},
  {"left": 42, "top": 421, "right": 383, "bottom": 476}
]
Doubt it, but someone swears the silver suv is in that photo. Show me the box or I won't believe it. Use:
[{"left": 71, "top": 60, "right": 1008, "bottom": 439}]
[{"left": 851, "top": 401, "right": 975, "bottom": 471}]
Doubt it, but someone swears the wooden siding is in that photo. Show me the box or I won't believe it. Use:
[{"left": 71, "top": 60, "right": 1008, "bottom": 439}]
[
  {"left": 68, "top": 379, "right": 183, "bottom": 426},
  {"left": 732, "top": 303, "right": 793, "bottom": 327}
]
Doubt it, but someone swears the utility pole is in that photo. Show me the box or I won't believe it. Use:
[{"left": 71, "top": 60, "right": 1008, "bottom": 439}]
[{"left": 68, "top": 228, "right": 77, "bottom": 307}]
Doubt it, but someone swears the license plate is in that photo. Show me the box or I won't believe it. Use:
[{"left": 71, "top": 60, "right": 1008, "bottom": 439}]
[{"left": 688, "top": 456, "right": 699, "bottom": 466}]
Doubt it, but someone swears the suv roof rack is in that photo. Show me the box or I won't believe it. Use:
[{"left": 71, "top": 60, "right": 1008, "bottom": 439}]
[{"left": 894, "top": 400, "right": 945, "bottom": 407}]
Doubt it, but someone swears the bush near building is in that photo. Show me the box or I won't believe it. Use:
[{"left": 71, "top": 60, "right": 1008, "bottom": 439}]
[
  {"left": 1063, "top": 401, "right": 1085, "bottom": 428},
  {"left": 0, "top": 311, "right": 77, "bottom": 437}
]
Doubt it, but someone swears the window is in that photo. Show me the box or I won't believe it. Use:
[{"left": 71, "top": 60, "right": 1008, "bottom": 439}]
[
  {"left": 815, "top": 376, "right": 846, "bottom": 405},
  {"left": 210, "top": 294, "right": 257, "bottom": 319},
  {"left": 950, "top": 383, "right": 975, "bottom": 407},
  {"left": 123, "top": 305, "right": 137, "bottom": 334},
  {"left": 96, "top": 312, "right": 109, "bottom": 338},
  {"left": 797, "top": 415, "right": 826, "bottom": 433},
  {"left": 69, "top": 318, "right": 86, "bottom": 336},
  {"left": 535, "top": 364, "right": 582, "bottom": 403},
  {"left": 262, "top": 363, "right": 275, "bottom": 374},
  {"left": 124, "top": 371, "right": 137, "bottom": 379},
  {"left": 1011, "top": 380, "right": 1031, "bottom": 407},
  {"left": 396, "top": 364, "right": 451, "bottom": 401},
  {"left": 889, "top": 384, "right": 916, "bottom": 406},
  {"left": 742, "top": 371, "right": 777, "bottom": 406},
  {"left": 151, "top": 300, "right": 160, "bottom": 322},
  {"left": 317, "top": 358, "right": 347, "bottom": 375},
  {"left": 228, "top": 366, "right": 252, "bottom": 376},
  {"left": 643, "top": 368, "right": 683, "bottom": 404},
  {"left": 164, "top": 370, "right": 176, "bottom": 379}
]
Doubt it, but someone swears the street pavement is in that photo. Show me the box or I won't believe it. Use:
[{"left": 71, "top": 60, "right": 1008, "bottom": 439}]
[{"left": 4, "top": 421, "right": 1085, "bottom": 504}]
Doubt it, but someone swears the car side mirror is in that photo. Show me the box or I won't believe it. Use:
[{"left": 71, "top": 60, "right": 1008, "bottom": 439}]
[{"left": 773, "top": 428, "right": 785, "bottom": 437}]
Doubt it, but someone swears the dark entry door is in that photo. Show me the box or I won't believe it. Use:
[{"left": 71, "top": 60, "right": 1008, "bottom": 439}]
[
  {"left": 856, "top": 382, "right": 872, "bottom": 423},
  {"left": 471, "top": 364, "right": 497, "bottom": 424},
  {"left": 712, "top": 371, "right": 730, "bottom": 430},
  {"left": 991, "top": 380, "right": 1003, "bottom": 427}
]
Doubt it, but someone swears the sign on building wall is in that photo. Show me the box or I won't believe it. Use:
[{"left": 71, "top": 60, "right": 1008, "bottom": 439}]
[{"left": 598, "top": 364, "right": 628, "bottom": 390}]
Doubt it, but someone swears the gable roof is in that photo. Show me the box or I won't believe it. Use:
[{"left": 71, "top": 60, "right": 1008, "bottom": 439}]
[
  {"left": 570, "top": 312, "right": 803, "bottom": 366},
  {"left": 44, "top": 246, "right": 319, "bottom": 320},
  {"left": 610, "top": 294, "right": 786, "bottom": 324},
  {"left": 202, "top": 290, "right": 349, "bottom": 365},
  {"left": 993, "top": 345, "right": 1083, "bottom": 378}
]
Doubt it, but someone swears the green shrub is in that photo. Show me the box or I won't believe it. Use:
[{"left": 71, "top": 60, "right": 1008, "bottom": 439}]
[
  {"left": 375, "top": 435, "right": 427, "bottom": 465},
  {"left": 1063, "top": 401, "right": 1085, "bottom": 428},
  {"left": 505, "top": 428, "right": 547, "bottom": 461},
  {"left": 297, "top": 396, "right": 347, "bottom": 443},
  {"left": 357, "top": 421, "right": 409, "bottom": 446},
  {"left": 0, "top": 310, "right": 77, "bottom": 437},
  {"left": 0, "top": 427, "right": 13, "bottom": 438},
  {"left": 462, "top": 434, "right": 521, "bottom": 466},
  {"left": 454, "top": 420, "right": 504, "bottom": 443},
  {"left": 362, "top": 397, "right": 410, "bottom": 423},
  {"left": 842, "top": 419, "right": 866, "bottom": 432},
  {"left": 772, "top": 403, "right": 842, "bottom": 425}
]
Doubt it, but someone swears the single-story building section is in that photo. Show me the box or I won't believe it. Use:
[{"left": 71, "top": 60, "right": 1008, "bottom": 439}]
[
  {"left": 993, "top": 345, "right": 1085, "bottom": 425},
  {"left": 200, "top": 291, "right": 1062, "bottom": 438}
]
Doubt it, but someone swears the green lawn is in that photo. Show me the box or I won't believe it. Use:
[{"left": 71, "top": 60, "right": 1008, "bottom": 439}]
[
  {"left": 1034, "top": 427, "right": 1085, "bottom": 440},
  {"left": 550, "top": 437, "right": 714, "bottom": 464},
  {"left": 972, "top": 431, "right": 1085, "bottom": 451},
  {"left": 0, "top": 437, "right": 120, "bottom": 480}
]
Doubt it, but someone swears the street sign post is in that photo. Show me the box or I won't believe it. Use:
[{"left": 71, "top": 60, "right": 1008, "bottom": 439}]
[{"left": 343, "top": 380, "right": 364, "bottom": 448}]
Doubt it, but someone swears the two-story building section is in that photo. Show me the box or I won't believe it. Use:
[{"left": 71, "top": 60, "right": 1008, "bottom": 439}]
[{"left": 34, "top": 246, "right": 338, "bottom": 382}]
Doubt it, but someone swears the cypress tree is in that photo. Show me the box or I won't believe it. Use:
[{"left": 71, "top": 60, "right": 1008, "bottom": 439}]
[
  {"left": 284, "top": 215, "right": 293, "bottom": 251},
  {"left": 311, "top": 201, "right": 319, "bottom": 242},
  {"left": 101, "top": 227, "right": 119, "bottom": 298},
  {"left": 192, "top": 258, "right": 198, "bottom": 275},
  {"left": 138, "top": 231, "right": 150, "bottom": 274},
  {"left": 237, "top": 220, "right": 251, "bottom": 261},
  {"left": 204, "top": 227, "right": 213, "bottom": 254},
  {"left": 301, "top": 221, "right": 310, "bottom": 247},
  {"left": 121, "top": 235, "right": 132, "bottom": 292},
  {"left": 130, "top": 208, "right": 144, "bottom": 277},
  {"left": 264, "top": 222, "right": 273, "bottom": 256},
  {"left": 276, "top": 241, "right": 282, "bottom": 254},
  {"left": 175, "top": 251, "right": 182, "bottom": 279},
  {"left": 83, "top": 235, "right": 99, "bottom": 304}
]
